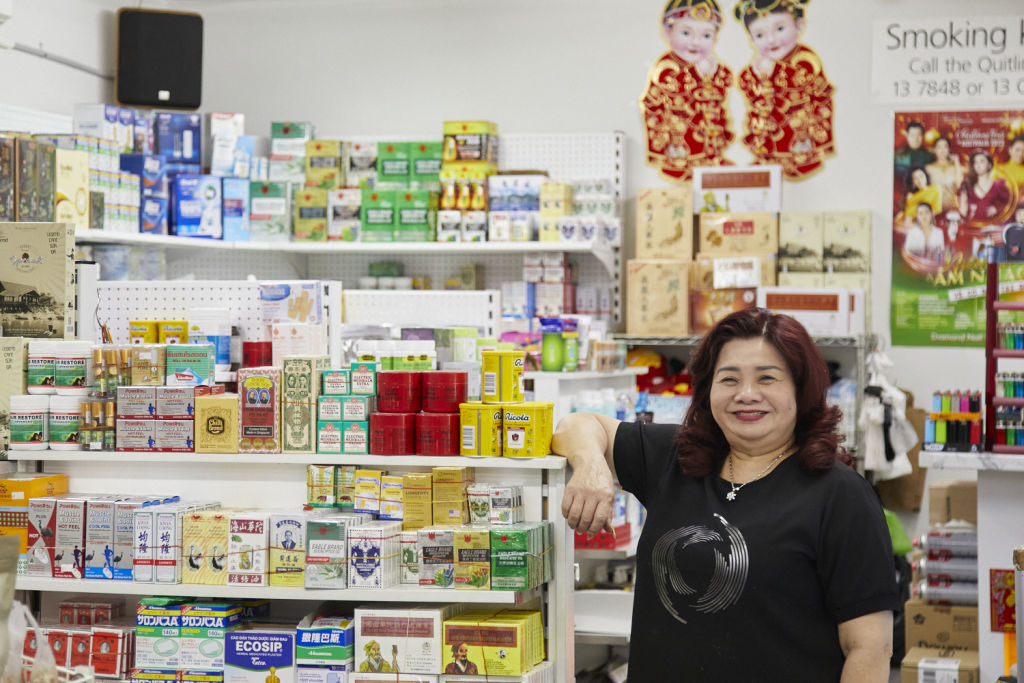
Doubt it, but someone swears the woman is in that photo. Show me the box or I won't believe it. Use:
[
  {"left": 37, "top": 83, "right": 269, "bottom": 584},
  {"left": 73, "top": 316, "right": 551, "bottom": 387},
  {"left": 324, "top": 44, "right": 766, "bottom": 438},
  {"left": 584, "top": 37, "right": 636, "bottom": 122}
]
[
  {"left": 904, "top": 202, "right": 944, "bottom": 258},
  {"left": 904, "top": 166, "right": 941, "bottom": 221},
  {"left": 960, "top": 151, "right": 1012, "bottom": 226},
  {"left": 925, "top": 136, "right": 963, "bottom": 213},
  {"left": 554, "top": 309, "right": 896, "bottom": 681}
]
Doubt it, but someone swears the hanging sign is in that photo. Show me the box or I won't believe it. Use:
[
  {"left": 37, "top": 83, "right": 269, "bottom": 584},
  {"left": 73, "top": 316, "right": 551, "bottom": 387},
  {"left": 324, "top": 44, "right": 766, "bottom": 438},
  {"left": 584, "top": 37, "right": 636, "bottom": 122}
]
[{"left": 872, "top": 16, "right": 1024, "bottom": 105}]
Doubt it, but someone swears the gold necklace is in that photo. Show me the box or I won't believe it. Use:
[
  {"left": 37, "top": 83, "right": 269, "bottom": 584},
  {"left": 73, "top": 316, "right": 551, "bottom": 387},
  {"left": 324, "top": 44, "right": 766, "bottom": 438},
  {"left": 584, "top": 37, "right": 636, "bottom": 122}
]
[{"left": 726, "top": 450, "right": 789, "bottom": 501}]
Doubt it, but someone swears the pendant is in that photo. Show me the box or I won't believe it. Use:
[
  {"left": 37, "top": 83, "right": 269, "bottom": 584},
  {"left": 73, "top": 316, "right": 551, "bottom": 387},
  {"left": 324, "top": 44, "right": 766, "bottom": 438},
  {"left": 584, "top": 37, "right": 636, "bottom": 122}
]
[{"left": 726, "top": 490, "right": 737, "bottom": 501}]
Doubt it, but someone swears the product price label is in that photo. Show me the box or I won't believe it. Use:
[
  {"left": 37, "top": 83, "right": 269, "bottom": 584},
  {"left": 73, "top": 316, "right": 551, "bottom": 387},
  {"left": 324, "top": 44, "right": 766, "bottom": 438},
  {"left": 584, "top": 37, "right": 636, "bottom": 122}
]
[{"left": 872, "top": 15, "right": 1024, "bottom": 104}]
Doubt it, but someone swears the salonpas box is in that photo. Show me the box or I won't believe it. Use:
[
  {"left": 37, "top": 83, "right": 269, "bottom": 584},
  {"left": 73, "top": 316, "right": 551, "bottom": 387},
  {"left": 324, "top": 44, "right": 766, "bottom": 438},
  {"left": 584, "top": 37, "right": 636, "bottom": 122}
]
[
  {"left": 181, "top": 602, "right": 243, "bottom": 670},
  {"left": 0, "top": 222, "right": 76, "bottom": 338},
  {"left": 135, "top": 597, "right": 187, "bottom": 669},
  {"left": 225, "top": 626, "right": 296, "bottom": 683}
]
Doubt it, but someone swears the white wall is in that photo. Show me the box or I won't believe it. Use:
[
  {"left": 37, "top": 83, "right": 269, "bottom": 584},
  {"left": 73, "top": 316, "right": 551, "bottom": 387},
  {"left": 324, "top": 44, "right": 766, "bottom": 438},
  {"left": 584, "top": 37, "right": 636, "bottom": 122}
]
[{"left": 0, "top": 0, "right": 118, "bottom": 114}]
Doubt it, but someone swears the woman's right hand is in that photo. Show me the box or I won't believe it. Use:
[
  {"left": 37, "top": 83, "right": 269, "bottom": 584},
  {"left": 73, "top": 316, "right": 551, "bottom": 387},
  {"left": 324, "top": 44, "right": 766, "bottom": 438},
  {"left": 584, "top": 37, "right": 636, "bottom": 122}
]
[{"left": 551, "top": 413, "right": 621, "bottom": 537}]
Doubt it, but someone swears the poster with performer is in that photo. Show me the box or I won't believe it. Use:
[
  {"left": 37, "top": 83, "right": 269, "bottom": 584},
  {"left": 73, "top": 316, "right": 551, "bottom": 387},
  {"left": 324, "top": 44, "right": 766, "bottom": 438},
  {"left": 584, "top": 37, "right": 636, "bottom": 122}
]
[{"left": 891, "top": 110, "right": 1024, "bottom": 346}]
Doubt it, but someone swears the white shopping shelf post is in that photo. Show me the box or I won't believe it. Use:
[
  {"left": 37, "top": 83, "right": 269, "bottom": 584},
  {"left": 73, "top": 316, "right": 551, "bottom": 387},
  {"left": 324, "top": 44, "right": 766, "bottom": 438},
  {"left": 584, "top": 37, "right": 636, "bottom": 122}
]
[{"left": 545, "top": 466, "right": 575, "bottom": 683}]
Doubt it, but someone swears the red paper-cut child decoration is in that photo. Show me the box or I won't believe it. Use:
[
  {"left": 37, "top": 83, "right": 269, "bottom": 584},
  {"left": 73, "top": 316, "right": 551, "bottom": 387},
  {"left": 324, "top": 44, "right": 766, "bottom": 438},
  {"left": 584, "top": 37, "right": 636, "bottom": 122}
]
[
  {"left": 640, "top": 0, "right": 735, "bottom": 182},
  {"left": 733, "top": 0, "right": 835, "bottom": 180}
]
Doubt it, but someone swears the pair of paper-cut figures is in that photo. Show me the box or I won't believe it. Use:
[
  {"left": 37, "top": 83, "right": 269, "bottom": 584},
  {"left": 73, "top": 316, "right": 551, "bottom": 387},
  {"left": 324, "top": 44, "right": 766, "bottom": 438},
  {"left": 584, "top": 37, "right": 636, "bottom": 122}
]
[{"left": 641, "top": 0, "right": 835, "bottom": 182}]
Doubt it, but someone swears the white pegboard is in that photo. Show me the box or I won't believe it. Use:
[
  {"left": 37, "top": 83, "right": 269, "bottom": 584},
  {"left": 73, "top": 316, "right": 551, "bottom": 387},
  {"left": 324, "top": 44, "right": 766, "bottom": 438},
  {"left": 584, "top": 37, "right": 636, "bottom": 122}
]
[
  {"left": 0, "top": 102, "right": 72, "bottom": 134},
  {"left": 500, "top": 132, "right": 625, "bottom": 200},
  {"left": 343, "top": 290, "right": 501, "bottom": 337},
  {"left": 94, "top": 280, "right": 266, "bottom": 343}
]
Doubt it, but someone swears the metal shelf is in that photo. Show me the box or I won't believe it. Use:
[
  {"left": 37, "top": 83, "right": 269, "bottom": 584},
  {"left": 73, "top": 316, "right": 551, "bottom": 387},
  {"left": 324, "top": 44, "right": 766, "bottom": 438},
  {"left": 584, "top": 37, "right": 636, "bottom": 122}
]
[
  {"left": 6, "top": 451, "right": 568, "bottom": 469},
  {"left": 14, "top": 576, "right": 538, "bottom": 604}
]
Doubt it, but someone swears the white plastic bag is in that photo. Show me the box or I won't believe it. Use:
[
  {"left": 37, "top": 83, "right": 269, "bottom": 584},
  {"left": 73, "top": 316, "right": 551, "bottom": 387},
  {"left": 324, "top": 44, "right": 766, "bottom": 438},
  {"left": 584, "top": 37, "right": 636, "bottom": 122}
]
[
  {"left": 1, "top": 602, "right": 27, "bottom": 683},
  {"left": 0, "top": 537, "right": 17, "bottom": 683}
]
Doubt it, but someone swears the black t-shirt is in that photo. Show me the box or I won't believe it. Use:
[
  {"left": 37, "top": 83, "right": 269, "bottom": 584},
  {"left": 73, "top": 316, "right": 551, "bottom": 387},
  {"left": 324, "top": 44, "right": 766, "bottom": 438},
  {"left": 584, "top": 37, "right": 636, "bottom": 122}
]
[{"left": 613, "top": 421, "right": 899, "bottom": 681}]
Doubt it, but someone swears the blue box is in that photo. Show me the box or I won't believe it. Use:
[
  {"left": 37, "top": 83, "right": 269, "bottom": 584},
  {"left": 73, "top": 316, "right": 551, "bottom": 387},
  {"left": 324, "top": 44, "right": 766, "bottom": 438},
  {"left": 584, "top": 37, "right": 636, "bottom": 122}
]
[
  {"left": 222, "top": 178, "right": 250, "bottom": 242},
  {"left": 167, "top": 162, "right": 202, "bottom": 175},
  {"left": 120, "top": 154, "right": 168, "bottom": 198},
  {"left": 170, "top": 175, "right": 222, "bottom": 238},
  {"left": 133, "top": 109, "right": 154, "bottom": 153},
  {"left": 155, "top": 112, "right": 202, "bottom": 164},
  {"left": 141, "top": 196, "right": 169, "bottom": 235}
]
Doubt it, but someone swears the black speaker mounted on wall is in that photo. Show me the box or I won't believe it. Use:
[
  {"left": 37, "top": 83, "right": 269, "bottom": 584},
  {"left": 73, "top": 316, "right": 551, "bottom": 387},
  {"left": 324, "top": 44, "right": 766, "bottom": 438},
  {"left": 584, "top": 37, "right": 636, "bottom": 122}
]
[{"left": 116, "top": 8, "right": 203, "bottom": 110}]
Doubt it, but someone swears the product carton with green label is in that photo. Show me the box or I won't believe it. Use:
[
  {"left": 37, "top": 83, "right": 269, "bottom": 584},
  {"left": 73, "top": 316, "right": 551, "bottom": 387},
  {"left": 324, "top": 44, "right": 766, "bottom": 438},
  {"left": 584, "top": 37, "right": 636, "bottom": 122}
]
[
  {"left": 394, "top": 189, "right": 437, "bottom": 242},
  {"left": 249, "top": 182, "right": 291, "bottom": 242},
  {"left": 376, "top": 142, "right": 410, "bottom": 187},
  {"left": 409, "top": 141, "right": 443, "bottom": 187},
  {"left": 360, "top": 189, "right": 395, "bottom": 242},
  {"left": 180, "top": 601, "right": 242, "bottom": 670}
]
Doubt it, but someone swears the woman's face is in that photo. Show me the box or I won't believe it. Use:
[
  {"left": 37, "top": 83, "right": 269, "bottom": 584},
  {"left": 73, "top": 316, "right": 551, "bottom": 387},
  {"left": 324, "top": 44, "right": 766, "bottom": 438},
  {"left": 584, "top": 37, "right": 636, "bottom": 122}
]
[
  {"left": 934, "top": 139, "right": 950, "bottom": 161},
  {"left": 1010, "top": 141, "right": 1024, "bottom": 165},
  {"left": 973, "top": 154, "right": 992, "bottom": 176},
  {"left": 916, "top": 203, "right": 934, "bottom": 226},
  {"left": 665, "top": 16, "right": 718, "bottom": 62},
  {"left": 747, "top": 11, "right": 803, "bottom": 61},
  {"left": 710, "top": 337, "right": 798, "bottom": 455},
  {"left": 912, "top": 169, "right": 927, "bottom": 190}
]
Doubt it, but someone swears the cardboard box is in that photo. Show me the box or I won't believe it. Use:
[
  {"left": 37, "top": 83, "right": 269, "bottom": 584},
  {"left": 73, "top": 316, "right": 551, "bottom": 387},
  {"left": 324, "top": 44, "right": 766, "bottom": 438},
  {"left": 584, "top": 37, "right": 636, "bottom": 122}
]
[
  {"left": 824, "top": 210, "right": 872, "bottom": 272},
  {"left": 634, "top": 187, "right": 692, "bottom": 260},
  {"left": 756, "top": 287, "right": 851, "bottom": 336},
  {"left": 305, "top": 139, "right": 347, "bottom": 189},
  {"left": 928, "top": 481, "right": 977, "bottom": 525},
  {"left": 900, "top": 647, "right": 978, "bottom": 683},
  {"left": 171, "top": 175, "right": 222, "bottom": 238},
  {"left": 249, "top": 181, "right": 291, "bottom": 242},
  {"left": 0, "top": 221, "right": 77, "bottom": 338},
  {"left": 283, "top": 355, "right": 331, "bottom": 454},
  {"left": 354, "top": 605, "right": 458, "bottom": 674},
  {"left": 238, "top": 367, "right": 282, "bottom": 454},
  {"left": 225, "top": 627, "right": 296, "bottom": 683},
  {"left": 180, "top": 601, "right": 242, "bottom": 669},
  {"left": 0, "top": 336, "right": 26, "bottom": 452},
  {"left": 626, "top": 259, "right": 689, "bottom": 336},
  {"left": 269, "top": 511, "right": 307, "bottom": 586},
  {"left": 778, "top": 211, "right": 823, "bottom": 272},
  {"left": 294, "top": 188, "right": 328, "bottom": 242},
  {"left": 691, "top": 253, "right": 776, "bottom": 289},
  {"left": 227, "top": 513, "right": 269, "bottom": 587},
  {"left": 328, "top": 188, "right": 360, "bottom": 242},
  {"left": 361, "top": 189, "right": 396, "bottom": 242},
  {"left": 222, "top": 177, "right": 250, "bottom": 241},
  {"left": 904, "top": 597, "right": 978, "bottom": 651},
  {"left": 183, "top": 510, "right": 230, "bottom": 585},
  {"left": 195, "top": 394, "right": 239, "bottom": 453},
  {"left": 698, "top": 212, "right": 778, "bottom": 255},
  {"left": 690, "top": 287, "right": 757, "bottom": 335}
]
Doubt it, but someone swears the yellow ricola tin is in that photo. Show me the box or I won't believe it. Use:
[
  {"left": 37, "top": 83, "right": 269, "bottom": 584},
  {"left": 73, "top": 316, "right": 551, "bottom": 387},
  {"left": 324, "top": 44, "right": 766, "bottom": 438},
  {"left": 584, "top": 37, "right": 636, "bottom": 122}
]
[
  {"left": 460, "top": 402, "right": 503, "bottom": 456},
  {"left": 481, "top": 350, "right": 524, "bottom": 404},
  {"left": 502, "top": 402, "right": 552, "bottom": 458}
]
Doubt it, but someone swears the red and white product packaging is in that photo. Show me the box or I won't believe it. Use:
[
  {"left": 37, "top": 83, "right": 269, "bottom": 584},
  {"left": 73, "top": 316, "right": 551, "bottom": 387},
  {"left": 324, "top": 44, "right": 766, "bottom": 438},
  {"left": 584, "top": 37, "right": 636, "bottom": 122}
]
[
  {"left": 53, "top": 495, "right": 91, "bottom": 578},
  {"left": 421, "top": 372, "right": 468, "bottom": 414}
]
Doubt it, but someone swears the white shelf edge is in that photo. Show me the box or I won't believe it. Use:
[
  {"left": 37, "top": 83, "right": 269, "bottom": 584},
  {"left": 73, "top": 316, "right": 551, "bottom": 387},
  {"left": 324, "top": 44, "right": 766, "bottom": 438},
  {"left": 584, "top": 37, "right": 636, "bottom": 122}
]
[
  {"left": 524, "top": 368, "right": 647, "bottom": 381},
  {"left": 574, "top": 632, "right": 630, "bottom": 646},
  {"left": 73, "top": 230, "right": 612, "bottom": 257},
  {"left": 14, "top": 576, "right": 536, "bottom": 603},
  {"left": 6, "top": 451, "right": 567, "bottom": 469},
  {"left": 917, "top": 450, "right": 1024, "bottom": 471},
  {"left": 574, "top": 537, "right": 639, "bottom": 560}
]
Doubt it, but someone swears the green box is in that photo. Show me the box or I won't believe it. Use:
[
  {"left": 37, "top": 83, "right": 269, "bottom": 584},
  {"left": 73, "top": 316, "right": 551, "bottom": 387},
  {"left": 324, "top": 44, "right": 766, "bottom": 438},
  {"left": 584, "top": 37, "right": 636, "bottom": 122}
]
[
  {"left": 410, "top": 141, "right": 443, "bottom": 185},
  {"left": 250, "top": 181, "right": 291, "bottom": 241},
  {"left": 394, "top": 189, "right": 437, "bottom": 242},
  {"left": 360, "top": 189, "right": 395, "bottom": 242},
  {"left": 376, "top": 142, "right": 410, "bottom": 186},
  {"left": 270, "top": 121, "right": 315, "bottom": 155}
]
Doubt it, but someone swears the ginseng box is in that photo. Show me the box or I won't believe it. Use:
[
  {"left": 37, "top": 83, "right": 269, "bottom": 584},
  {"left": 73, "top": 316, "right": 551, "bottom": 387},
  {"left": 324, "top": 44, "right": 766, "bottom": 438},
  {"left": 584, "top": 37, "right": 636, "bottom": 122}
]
[
  {"left": 348, "top": 520, "right": 401, "bottom": 589},
  {"left": 183, "top": 509, "right": 230, "bottom": 586},
  {"left": 402, "top": 472, "right": 433, "bottom": 531},
  {"left": 634, "top": 186, "right": 692, "bottom": 260},
  {"left": 227, "top": 513, "right": 269, "bottom": 587},
  {"left": 225, "top": 627, "right": 296, "bottom": 683},
  {"left": 195, "top": 394, "right": 239, "bottom": 453},
  {"left": 823, "top": 210, "right": 872, "bottom": 273},
  {"left": 697, "top": 212, "right": 778, "bottom": 255},
  {"left": 0, "top": 221, "right": 77, "bottom": 339},
  {"left": 778, "top": 211, "right": 824, "bottom": 272},
  {"left": 270, "top": 511, "right": 307, "bottom": 586},
  {"left": 354, "top": 605, "right": 460, "bottom": 674},
  {"left": 626, "top": 259, "right": 689, "bottom": 336},
  {"left": 238, "top": 366, "right": 282, "bottom": 454}
]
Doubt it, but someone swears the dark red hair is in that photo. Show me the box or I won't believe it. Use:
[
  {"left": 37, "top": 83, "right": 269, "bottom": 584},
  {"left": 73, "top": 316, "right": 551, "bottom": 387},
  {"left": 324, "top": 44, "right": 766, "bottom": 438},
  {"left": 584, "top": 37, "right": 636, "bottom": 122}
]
[{"left": 674, "top": 307, "right": 850, "bottom": 477}]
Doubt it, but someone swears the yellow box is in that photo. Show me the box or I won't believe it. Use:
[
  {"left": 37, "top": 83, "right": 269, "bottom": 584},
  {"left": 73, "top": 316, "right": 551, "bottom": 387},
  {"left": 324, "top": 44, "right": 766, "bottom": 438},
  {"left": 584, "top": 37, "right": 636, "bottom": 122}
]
[
  {"left": 293, "top": 187, "right": 328, "bottom": 242},
  {"left": 635, "top": 186, "right": 692, "bottom": 260},
  {"left": 432, "top": 500, "right": 468, "bottom": 526},
  {"left": 501, "top": 402, "right": 551, "bottom": 458},
  {"left": 182, "top": 510, "right": 229, "bottom": 585},
  {"left": 129, "top": 320, "right": 159, "bottom": 345},
  {"left": 130, "top": 345, "right": 166, "bottom": 385},
  {"left": 0, "top": 473, "right": 69, "bottom": 508},
  {"left": 402, "top": 472, "right": 432, "bottom": 530},
  {"left": 690, "top": 287, "right": 757, "bottom": 335},
  {"left": 626, "top": 259, "right": 689, "bottom": 336},
  {"left": 195, "top": 394, "right": 239, "bottom": 453},
  {"left": 354, "top": 468, "right": 383, "bottom": 514},
  {"left": 778, "top": 272, "right": 826, "bottom": 288},
  {"left": 380, "top": 475, "right": 404, "bottom": 520},
  {"left": 698, "top": 212, "right": 778, "bottom": 255},
  {"left": 442, "top": 121, "right": 498, "bottom": 163},
  {"left": 157, "top": 321, "right": 189, "bottom": 344},
  {"left": 539, "top": 183, "right": 573, "bottom": 217},
  {"left": 538, "top": 216, "right": 561, "bottom": 242},
  {"left": 442, "top": 610, "right": 543, "bottom": 676},
  {"left": 480, "top": 350, "right": 524, "bottom": 404},
  {"left": 55, "top": 149, "right": 90, "bottom": 233},
  {"left": 823, "top": 210, "right": 872, "bottom": 273},
  {"left": 304, "top": 139, "right": 346, "bottom": 189},
  {"left": 454, "top": 525, "right": 490, "bottom": 589},
  {"left": 459, "top": 402, "right": 503, "bottom": 457}
]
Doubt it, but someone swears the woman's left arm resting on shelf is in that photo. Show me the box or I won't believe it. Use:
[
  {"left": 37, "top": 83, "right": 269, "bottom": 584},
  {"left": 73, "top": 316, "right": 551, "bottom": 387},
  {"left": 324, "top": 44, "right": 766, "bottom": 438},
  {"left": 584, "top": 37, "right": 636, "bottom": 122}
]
[{"left": 837, "top": 610, "right": 894, "bottom": 683}]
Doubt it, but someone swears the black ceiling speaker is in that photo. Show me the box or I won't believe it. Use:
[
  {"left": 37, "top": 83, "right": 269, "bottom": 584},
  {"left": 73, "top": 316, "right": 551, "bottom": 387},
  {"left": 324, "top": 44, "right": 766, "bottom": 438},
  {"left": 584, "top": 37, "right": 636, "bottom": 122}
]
[{"left": 116, "top": 8, "right": 203, "bottom": 110}]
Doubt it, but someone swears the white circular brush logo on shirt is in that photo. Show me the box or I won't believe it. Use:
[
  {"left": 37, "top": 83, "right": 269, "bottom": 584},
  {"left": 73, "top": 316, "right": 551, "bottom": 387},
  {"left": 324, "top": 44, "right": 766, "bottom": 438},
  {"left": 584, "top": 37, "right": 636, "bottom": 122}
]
[{"left": 651, "top": 513, "right": 748, "bottom": 623}]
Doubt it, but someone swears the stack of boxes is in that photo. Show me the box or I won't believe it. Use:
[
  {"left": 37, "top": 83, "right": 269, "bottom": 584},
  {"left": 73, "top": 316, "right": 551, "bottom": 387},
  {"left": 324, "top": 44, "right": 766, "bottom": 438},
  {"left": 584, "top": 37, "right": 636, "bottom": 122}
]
[
  {"left": 538, "top": 182, "right": 573, "bottom": 243},
  {"left": 359, "top": 140, "right": 442, "bottom": 243},
  {"left": 136, "top": 597, "right": 242, "bottom": 683},
  {"left": 120, "top": 153, "right": 169, "bottom": 235},
  {"left": 437, "top": 121, "right": 497, "bottom": 243},
  {"left": 485, "top": 172, "right": 546, "bottom": 242},
  {"left": 0, "top": 472, "right": 69, "bottom": 574},
  {"left": 31, "top": 598, "right": 135, "bottom": 679},
  {"left": 317, "top": 363, "right": 374, "bottom": 455}
]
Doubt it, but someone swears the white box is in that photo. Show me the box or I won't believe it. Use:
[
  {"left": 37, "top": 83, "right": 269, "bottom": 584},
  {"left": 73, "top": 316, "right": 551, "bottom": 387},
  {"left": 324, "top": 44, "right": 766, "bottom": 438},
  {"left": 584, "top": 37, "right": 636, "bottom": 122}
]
[
  {"left": 354, "top": 605, "right": 459, "bottom": 674},
  {"left": 227, "top": 513, "right": 269, "bottom": 587},
  {"left": 225, "top": 627, "right": 296, "bottom": 683},
  {"left": 756, "top": 287, "right": 851, "bottom": 336},
  {"left": 84, "top": 496, "right": 117, "bottom": 580},
  {"left": 348, "top": 520, "right": 401, "bottom": 589}
]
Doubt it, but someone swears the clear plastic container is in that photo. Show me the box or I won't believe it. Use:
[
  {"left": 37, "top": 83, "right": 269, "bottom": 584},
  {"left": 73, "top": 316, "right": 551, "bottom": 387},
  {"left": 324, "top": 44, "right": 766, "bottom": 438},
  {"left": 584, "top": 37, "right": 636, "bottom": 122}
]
[
  {"left": 55, "top": 341, "right": 94, "bottom": 396},
  {"left": 10, "top": 394, "right": 49, "bottom": 450},
  {"left": 48, "top": 395, "right": 82, "bottom": 450},
  {"left": 27, "top": 341, "right": 57, "bottom": 395}
]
